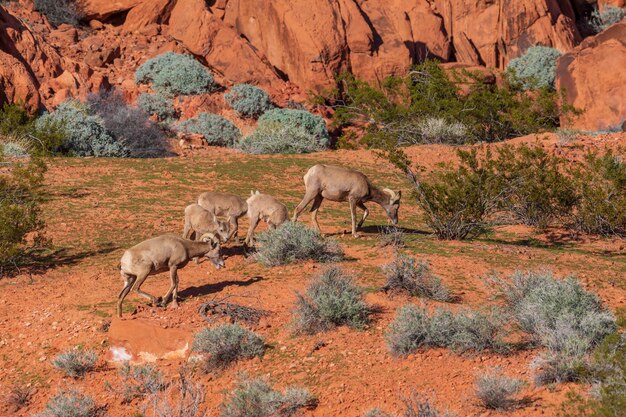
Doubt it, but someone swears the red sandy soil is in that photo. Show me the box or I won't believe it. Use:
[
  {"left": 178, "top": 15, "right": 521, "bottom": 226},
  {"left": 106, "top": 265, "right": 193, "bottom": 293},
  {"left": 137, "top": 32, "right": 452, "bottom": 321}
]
[{"left": 1, "top": 133, "right": 625, "bottom": 417}]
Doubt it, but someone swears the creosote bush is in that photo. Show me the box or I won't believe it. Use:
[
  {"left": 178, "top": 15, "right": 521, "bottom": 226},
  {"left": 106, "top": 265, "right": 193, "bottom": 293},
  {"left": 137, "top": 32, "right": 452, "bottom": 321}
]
[
  {"left": 225, "top": 84, "right": 273, "bottom": 118},
  {"left": 33, "top": 0, "right": 83, "bottom": 27},
  {"left": 385, "top": 305, "right": 507, "bottom": 356},
  {"left": 293, "top": 267, "right": 370, "bottom": 334},
  {"left": 177, "top": 113, "right": 241, "bottom": 147},
  {"left": 258, "top": 108, "right": 330, "bottom": 147},
  {"left": 135, "top": 52, "right": 215, "bottom": 96},
  {"left": 35, "top": 389, "right": 98, "bottom": 417},
  {"left": 237, "top": 122, "right": 324, "bottom": 154},
  {"left": 475, "top": 368, "right": 524, "bottom": 410},
  {"left": 52, "top": 349, "right": 97, "bottom": 378},
  {"left": 192, "top": 324, "right": 265, "bottom": 371},
  {"left": 254, "top": 221, "right": 343, "bottom": 266},
  {"left": 382, "top": 255, "right": 453, "bottom": 302},
  {"left": 506, "top": 46, "right": 562, "bottom": 90},
  {"left": 220, "top": 376, "right": 316, "bottom": 417},
  {"left": 137, "top": 93, "right": 178, "bottom": 122}
]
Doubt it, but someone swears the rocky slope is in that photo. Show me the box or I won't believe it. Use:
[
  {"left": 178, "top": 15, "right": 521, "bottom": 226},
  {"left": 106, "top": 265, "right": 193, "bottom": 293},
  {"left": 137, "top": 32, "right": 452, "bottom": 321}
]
[{"left": 0, "top": 0, "right": 624, "bottom": 130}]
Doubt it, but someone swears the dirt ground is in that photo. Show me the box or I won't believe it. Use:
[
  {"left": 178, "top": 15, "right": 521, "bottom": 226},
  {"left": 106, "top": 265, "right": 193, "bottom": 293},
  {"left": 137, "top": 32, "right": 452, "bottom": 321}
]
[{"left": 1, "top": 133, "right": 625, "bottom": 417}]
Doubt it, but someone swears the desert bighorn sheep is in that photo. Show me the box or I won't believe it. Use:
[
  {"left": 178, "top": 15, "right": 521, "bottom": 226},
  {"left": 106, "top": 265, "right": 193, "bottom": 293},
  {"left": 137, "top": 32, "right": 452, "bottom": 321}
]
[
  {"left": 292, "top": 164, "right": 401, "bottom": 237},
  {"left": 244, "top": 190, "right": 289, "bottom": 246},
  {"left": 197, "top": 191, "right": 248, "bottom": 242},
  {"left": 183, "top": 204, "right": 230, "bottom": 243},
  {"left": 116, "top": 233, "right": 224, "bottom": 318}
]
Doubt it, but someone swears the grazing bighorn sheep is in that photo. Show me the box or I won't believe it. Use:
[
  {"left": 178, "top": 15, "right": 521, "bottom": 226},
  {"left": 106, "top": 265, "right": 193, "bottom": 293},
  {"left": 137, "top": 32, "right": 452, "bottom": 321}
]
[
  {"left": 183, "top": 204, "right": 230, "bottom": 243},
  {"left": 197, "top": 192, "right": 248, "bottom": 242},
  {"left": 116, "top": 233, "right": 224, "bottom": 318},
  {"left": 292, "top": 164, "right": 401, "bottom": 237},
  {"left": 244, "top": 190, "right": 289, "bottom": 246}
]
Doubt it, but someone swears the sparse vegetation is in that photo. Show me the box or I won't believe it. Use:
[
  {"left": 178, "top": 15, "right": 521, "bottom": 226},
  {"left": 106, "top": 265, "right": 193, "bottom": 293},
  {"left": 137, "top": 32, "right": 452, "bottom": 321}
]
[
  {"left": 506, "top": 46, "right": 562, "bottom": 90},
  {"left": 177, "top": 113, "right": 241, "bottom": 147},
  {"left": 137, "top": 93, "right": 178, "bottom": 122},
  {"left": 225, "top": 84, "right": 273, "bottom": 118},
  {"left": 35, "top": 389, "right": 99, "bottom": 417},
  {"left": 254, "top": 221, "right": 343, "bottom": 266},
  {"left": 409, "top": 117, "right": 469, "bottom": 145},
  {"left": 377, "top": 225, "right": 405, "bottom": 248},
  {"left": 382, "top": 255, "right": 452, "bottom": 301},
  {"left": 237, "top": 122, "right": 324, "bottom": 154},
  {"left": 589, "top": 6, "right": 626, "bottom": 33},
  {"left": 475, "top": 368, "right": 525, "bottom": 410},
  {"left": 220, "top": 376, "right": 316, "bottom": 417},
  {"left": 135, "top": 52, "right": 215, "bottom": 96},
  {"left": 0, "top": 103, "right": 66, "bottom": 155},
  {"left": 258, "top": 109, "right": 330, "bottom": 147},
  {"left": 52, "top": 349, "right": 97, "bottom": 378},
  {"left": 33, "top": 0, "right": 83, "bottom": 27},
  {"left": 293, "top": 267, "right": 370, "bottom": 334},
  {"left": 5, "top": 383, "right": 33, "bottom": 412},
  {"left": 192, "top": 324, "right": 265, "bottom": 371},
  {"left": 118, "top": 363, "right": 165, "bottom": 403},
  {"left": 364, "top": 394, "right": 455, "bottom": 417}
]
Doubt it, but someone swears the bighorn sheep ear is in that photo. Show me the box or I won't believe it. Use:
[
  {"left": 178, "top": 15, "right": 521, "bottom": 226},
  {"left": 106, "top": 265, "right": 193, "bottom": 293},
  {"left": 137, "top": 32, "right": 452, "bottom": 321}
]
[
  {"left": 250, "top": 190, "right": 255, "bottom": 196},
  {"left": 383, "top": 188, "right": 400, "bottom": 204},
  {"left": 200, "top": 233, "right": 219, "bottom": 247},
  {"left": 255, "top": 190, "right": 260, "bottom": 195}
]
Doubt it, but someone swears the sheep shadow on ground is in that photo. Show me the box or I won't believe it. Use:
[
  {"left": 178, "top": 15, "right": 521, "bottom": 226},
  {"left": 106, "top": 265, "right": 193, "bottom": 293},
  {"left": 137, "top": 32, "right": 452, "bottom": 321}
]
[{"left": 178, "top": 276, "right": 265, "bottom": 300}]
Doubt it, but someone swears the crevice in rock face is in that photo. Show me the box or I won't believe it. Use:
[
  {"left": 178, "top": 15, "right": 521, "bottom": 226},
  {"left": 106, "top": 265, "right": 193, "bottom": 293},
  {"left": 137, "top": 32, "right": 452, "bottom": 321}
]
[
  {"left": 348, "top": 0, "right": 383, "bottom": 53},
  {"left": 101, "top": 10, "right": 130, "bottom": 27},
  {"left": 273, "top": 65, "right": 290, "bottom": 82}
]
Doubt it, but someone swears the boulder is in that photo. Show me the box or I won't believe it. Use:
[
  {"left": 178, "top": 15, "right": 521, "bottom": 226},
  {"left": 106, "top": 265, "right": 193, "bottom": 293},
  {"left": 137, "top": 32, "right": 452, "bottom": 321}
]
[{"left": 556, "top": 21, "right": 626, "bottom": 131}]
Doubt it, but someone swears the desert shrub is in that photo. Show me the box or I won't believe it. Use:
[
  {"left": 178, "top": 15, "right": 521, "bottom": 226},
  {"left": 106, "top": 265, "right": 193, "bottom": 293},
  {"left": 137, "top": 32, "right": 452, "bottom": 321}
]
[
  {"left": 410, "top": 117, "right": 469, "bottom": 145},
  {"left": 86, "top": 91, "right": 170, "bottom": 157},
  {"left": 258, "top": 108, "right": 330, "bottom": 147},
  {"left": 475, "top": 368, "right": 524, "bottom": 410},
  {"left": 237, "top": 122, "right": 324, "bottom": 154},
  {"left": 385, "top": 305, "right": 507, "bottom": 356},
  {"left": 254, "top": 221, "right": 343, "bottom": 266},
  {"left": 1, "top": 141, "right": 29, "bottom": 158},
  {"left": 177, "top": 113, "right": 241, "bottom": 147},
  {"left": 225, "top": 84, "right": 273, "bottom": 118},
  {"left": 364, "top": 395, "right": 455, "bottom": 417},
  {"left": 36, "top": 100, "right": 128, "bottom": 157},
  {"left": 382, "top": 255, "right": 452, "bottom": 301},
  {"left": 506, "top": 46, "right": 562, "bottom": 90},
  {"left": 137, "top": 93, "right": 178, "bottom": 122},
  {"left": 0, "top": 151, "right": 47, "bottom": 271},
  {"left": 192, "top": 324, "right": 265, "bottom": 370},
  {"left": 363, "top": 409, "right": 394, "bottom": 417},
  {"left": 35, "top": 389, "right": 98, "bottom": 417},
  {"left": 571, "top": 150, "right": 626, "bottom": 236},
  {"left": 415, "top": 148, "right": 503, "bottom": 240},
  {"left": 293, "top": 267, "right": 370, "bottom": 334},
  {"left": 135, "top": 52, "right": 215, "bottom": 96},
  {"left": 494, "top": 144, "right": 576, "bottom": 228},
  {"left": 220, "top": 377, "right": 316, "bottom": 417},
  {"left": 52, "top": 349, "right": 97, "bottom": 378},
  {"left": 6, "top": 383, "right": 33, "bottom": 411},
  {"left": 0, "top": 103, "right": 32, "bottom": 138},
  {"left": 118, "top": 363, "right": 165, "bottom": 403},
  {"left": 589, "top": 6, "right": 626, "bottom": 32},
  {"left": 33, "top": 0, "right": 82, "bottom": 27},
  {"left": 377, "top": 225, "right": 405, "bottom": 248},
  {"left": 0, "top": 103, "right": 65, "bottom": 155}
]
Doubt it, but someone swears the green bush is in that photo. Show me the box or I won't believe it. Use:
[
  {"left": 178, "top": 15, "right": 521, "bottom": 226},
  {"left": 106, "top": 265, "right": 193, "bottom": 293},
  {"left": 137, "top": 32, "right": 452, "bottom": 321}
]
[
  {"left": 0, "top": 102, "right": 32, "bottom": 138},
  {"left": 177, "top": 113, "right": 241, "bottom": 147},
  {"left": 33, "top": 0, "right": 82, "bottom": 27},
  {"left": 0, "top": 103, "right": 65, "bottom": 155},
  {"left": 571, "top": 150, "right": 626, "bottom": 236},
  {"left": 254, "top": 222, "right": 343, "bottom": 266},
  {"left": 382, "top": 254, "right": 453, "bottom": 301},
  {"left": 506, "top": 46, "right": 562, "bottom": 90},
  {"left": 237, "top": 122, "right": 324, "bottom": 154},
  {"left": 475, "top": 368, "right": 524, "bottom": 410},
  {"left": 135, "top": 52, "right": 215, "bottom": 96},
  {"left": 385, "top": 305, "right": 507, "bottom": 356},
  {"left": 35, "top": 389, "right": 98, "bottom": 417},
  {"left": 225, "top": 84, "right": 273, "bottom": 118},
  {"left": 192, "top": 324, "right": 265, "bottom": 371},
  {"left": 1, "top": 141, "right": 29, "bottom": 158},
  {"left": 52, "top": 349, "right": 97, "bottom": 378},
  {"left": 589, "top": 6, "right": 626, "bottom": 32},
  {"left": 137, "top": 93, "right": 178, "bottom": 122},
  {"left": 0, "top": 152, "right": 47, "bottom": 271},
  {"left": 293, "top": 267, "right": 370, "bottom": 334},
  {"left": 258, "top": 108, "right": 329, "bottom": 147},
  {"left": 220, "top": 377, "right": 316, "bottom": 417}
]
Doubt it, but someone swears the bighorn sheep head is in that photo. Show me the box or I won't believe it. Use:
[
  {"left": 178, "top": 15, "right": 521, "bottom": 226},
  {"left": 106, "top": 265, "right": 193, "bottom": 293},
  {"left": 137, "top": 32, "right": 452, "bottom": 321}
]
[
  {"left": 382, "top": 188, "right": 402, "bottom": 225},
  {"left": 199, "top": 233, "right": 224, "bottom": 269}
]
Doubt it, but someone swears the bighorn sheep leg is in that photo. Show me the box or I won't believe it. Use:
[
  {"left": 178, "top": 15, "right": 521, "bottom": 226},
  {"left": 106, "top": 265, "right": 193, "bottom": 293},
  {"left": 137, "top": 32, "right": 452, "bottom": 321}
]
[
  {"left": 349, "top": 198, "right": 360, "bottom": 237},
  {"left": 357, "top": 202, "right": 369, "bottom": 228},
  {"left": 244, "top": 215, "right": 260, "bottom": 246},
  {"left": 310, "top": 195, "right": 323, "bottom": 231},
  {"left": 227, "top": 215, "right": 240, "bottom": 242},
  {"left": 161, "top": 266, "right": 179, "bottom": 308},
  {"left": 116, "top": 271, "right": 136, "bottom": 318},
  {"left": 292, "top": 191, "right": 317, "bottom": 222},
  {"left": 132, "top": 271, "right": 158, "bottom": 305}
]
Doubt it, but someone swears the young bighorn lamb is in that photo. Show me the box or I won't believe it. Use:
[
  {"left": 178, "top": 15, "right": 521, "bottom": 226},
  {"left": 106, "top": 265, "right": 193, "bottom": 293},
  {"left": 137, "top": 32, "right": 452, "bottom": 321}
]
[
  {"left": 183, "top": 204, "right": 230, "bottom": 243},
  {"left": 292, "top": 164, "right": 401, "bottom": 237},
  {"left": 116, "top": 233, "right": 224, "bottom": 318},
  {"left": 244, "top": 190, "right": 289, "bottom": 246},
  {"left": 197, "top": 191, "right": 248, "bottom": 242}
]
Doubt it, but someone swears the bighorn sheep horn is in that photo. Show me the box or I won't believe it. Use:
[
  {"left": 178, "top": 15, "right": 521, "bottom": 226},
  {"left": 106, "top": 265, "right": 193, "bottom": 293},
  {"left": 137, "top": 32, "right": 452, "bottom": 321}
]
[{"left": 383, "top": 188, "right": 399, "bottom": 203}]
